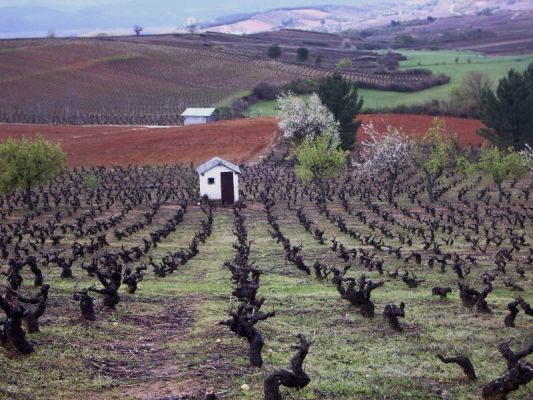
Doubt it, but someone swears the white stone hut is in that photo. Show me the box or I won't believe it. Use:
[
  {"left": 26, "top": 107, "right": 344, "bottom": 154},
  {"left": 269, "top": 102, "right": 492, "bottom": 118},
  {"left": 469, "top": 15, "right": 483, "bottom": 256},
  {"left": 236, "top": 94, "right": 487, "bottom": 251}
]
[
  {"left": 196, "top": 157, "right": 240, "bottom": 204},
  {"left": 181, "top": 108, "right": 219, "bottom": 125}
]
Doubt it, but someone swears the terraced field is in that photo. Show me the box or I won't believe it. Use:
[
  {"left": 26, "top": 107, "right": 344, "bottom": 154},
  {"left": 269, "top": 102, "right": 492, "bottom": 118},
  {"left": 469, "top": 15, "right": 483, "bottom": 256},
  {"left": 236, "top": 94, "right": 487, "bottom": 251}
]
[
  {"left": 0, "top": 34, "right": 451, "bottom": 126},
  {"left": 0, "top": 38, "right": 301, "bottom": 125}
]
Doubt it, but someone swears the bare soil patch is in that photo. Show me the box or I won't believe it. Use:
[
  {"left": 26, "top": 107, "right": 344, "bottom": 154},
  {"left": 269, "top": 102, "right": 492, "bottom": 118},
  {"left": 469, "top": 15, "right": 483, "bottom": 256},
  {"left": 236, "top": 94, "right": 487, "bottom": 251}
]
[
  {"left": 359, "top": 114, "right": 487, "bottom": 147},
  {"left": 0, "top": 118, "right": 278, "bottom": 167}
]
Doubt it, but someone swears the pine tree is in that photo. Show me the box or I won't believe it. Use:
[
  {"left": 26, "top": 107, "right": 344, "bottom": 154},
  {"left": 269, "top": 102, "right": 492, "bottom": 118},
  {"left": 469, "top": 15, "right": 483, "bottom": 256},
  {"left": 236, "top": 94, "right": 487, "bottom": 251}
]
[
  {"left": 318, "top": 73, "right": 363, "bottom": 151},
  {"left": 478, "top": 63, "right": 533, "bottom": 149}
]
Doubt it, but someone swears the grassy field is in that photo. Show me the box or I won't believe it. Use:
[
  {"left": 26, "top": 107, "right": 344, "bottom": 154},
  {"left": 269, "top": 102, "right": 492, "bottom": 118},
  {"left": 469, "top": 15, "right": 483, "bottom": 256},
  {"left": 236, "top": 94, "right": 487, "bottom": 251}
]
[
  {"left": 248, "top": 49, "right": 533, "bottom": 116},
  {"left": 1, "top": 165, "right": 531, "bottom": 399}
]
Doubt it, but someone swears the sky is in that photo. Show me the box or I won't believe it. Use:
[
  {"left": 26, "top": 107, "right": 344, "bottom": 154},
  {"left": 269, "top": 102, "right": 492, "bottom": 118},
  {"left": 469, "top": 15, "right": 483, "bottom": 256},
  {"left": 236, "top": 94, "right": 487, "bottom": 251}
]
[
  {"left": 0, "top": 0, "right": 129, "bottom": 7},
  {"left": 0, "top": 0, "right": 371, "bottom": 13}
]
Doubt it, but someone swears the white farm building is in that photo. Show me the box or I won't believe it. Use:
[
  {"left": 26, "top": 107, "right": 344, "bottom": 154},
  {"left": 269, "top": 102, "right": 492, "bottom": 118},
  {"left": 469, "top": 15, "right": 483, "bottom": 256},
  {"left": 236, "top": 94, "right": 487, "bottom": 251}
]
[
  {"left": 196, "top": 157, "right": 240, "bottom": 205},
  {"left": 181, "top": 108, "right": 219, "bottom": 125}
]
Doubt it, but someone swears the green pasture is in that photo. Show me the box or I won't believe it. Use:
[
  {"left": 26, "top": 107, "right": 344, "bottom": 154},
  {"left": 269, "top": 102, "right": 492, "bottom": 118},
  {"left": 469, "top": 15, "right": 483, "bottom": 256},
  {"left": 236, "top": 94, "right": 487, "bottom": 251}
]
[{"left": 247, "top": 49, "right": 533, "bottom": 117}]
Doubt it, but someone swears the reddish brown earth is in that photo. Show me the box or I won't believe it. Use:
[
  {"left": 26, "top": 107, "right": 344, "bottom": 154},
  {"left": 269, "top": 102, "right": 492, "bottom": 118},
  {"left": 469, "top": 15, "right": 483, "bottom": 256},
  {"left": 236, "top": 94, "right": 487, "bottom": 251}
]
[
  {"left": 0, "top": 118, "right": 278, "bottom": 167},
  {"left": 358, "top": 114, "right": 487, "bottom": 147},
  {"left": 0, "top": 114, "right": 486, "bottom": 167}
]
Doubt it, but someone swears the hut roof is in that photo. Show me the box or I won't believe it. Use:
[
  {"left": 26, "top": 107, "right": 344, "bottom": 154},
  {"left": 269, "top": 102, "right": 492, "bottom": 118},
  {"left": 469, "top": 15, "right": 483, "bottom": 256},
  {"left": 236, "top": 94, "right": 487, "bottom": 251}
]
[
  {"left": 181, "top": 108, "right": 217, "bottom": 117},
  {"left": 196, "top": 157, "right": 241, "bottom": 175}
]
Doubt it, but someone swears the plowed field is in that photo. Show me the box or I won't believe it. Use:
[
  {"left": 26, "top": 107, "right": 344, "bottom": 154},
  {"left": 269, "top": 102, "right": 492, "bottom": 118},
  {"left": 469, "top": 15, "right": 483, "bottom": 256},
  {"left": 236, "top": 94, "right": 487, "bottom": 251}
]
[
  {"left": 0, "top": 114, "right": 486, "bottom": 167},
  {"left": 359, "top": 114, "right": 487, "bottom": 147},
  {"left": 0, "top": 118, "right": 278, "bottom": 167}
]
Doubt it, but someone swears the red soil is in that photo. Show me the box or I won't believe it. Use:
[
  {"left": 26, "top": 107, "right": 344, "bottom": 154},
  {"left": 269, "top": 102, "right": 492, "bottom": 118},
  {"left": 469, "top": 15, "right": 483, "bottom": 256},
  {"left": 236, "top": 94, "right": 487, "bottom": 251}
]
[
  {"left": 358, "top": 114, "right": 487, "bottom": 147},
  {"left": 0, "top": 118, "right": 278, "bottom": 167},
  {"left": 0, "top": 114, "right": 486, "bottom": 167}
]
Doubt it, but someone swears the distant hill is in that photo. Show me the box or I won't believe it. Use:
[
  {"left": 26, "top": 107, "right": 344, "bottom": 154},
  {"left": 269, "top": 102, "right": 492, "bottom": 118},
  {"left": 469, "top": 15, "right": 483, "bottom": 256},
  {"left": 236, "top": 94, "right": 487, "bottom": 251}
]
[
  {"left": 1, "top": 0, "right": 532, "bottom": 38},
  {"left": 199, "top": 1, "right": 533, "bottom": 34}
]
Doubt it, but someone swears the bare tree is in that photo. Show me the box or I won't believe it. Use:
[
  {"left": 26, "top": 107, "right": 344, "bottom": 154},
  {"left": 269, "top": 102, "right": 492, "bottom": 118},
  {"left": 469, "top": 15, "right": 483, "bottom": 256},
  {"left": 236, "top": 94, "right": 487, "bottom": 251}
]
[
  {"left": 461, "top": 71, "right": 492, "bottom": 108},
  {"left": 133, "top": 25, "right": 143, "bottom": 36}
]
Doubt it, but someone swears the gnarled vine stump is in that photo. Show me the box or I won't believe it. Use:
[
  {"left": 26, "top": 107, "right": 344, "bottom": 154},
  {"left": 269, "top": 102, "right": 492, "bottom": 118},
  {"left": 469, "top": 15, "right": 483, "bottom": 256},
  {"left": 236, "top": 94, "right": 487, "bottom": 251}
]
[{"left": 264, "top": 334, "right": 311, "bottom": 400}]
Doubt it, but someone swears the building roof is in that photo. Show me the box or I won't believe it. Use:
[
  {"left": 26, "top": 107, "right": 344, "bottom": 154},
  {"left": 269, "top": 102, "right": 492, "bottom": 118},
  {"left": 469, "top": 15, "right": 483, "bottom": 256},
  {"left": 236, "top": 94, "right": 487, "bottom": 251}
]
[
  {"left": 196, "top": 157, "right": 241, "bottom": 175},
  {"left": 181, "top": 108, "right": 217, "bottom": 117}
]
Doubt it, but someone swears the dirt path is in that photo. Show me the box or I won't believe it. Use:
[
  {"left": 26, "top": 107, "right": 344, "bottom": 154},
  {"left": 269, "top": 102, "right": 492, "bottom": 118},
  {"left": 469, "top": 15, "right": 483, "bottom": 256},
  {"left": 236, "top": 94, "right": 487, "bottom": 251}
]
[
  {"left": 89, "top": 297, "right": 196, "bottom": 400},
  {"left": 85, "top": 209, "right": 247, "bottom": 400}
]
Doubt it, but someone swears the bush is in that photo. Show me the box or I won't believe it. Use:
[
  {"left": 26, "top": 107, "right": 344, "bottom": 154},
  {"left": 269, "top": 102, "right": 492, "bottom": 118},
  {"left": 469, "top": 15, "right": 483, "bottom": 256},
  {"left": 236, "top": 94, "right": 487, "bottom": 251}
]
[
  {"left": 296, "top": 47, "right": 309, "bottom": 62},
  {"left": 84, "top": 174, "right": 101, "bottom": 190},
  {"left": 284, "top": 79, "right": 320, "bottom": 95},
  {"left": 336, "top": 58, "right": 352, "bottom": 69},
  {"left": 217, "top": 106, "right": 235, "bottom": 120},
  {"left": 268, "top": 44, "right": 281, "bottom": 59},
  {"left": 253, "top": 83, "right": 279, "bottom": 101},
  {"left": 394, "top": 33, "right": 415, "bottom": 45}
]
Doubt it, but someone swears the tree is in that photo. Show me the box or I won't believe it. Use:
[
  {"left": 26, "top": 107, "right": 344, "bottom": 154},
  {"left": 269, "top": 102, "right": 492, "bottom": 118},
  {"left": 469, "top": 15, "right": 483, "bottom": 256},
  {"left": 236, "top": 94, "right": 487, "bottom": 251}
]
[
  {"left": 478, "top": 63, "right": 533, "bottom": 149},
  {"left": 277, "top": 92, "right": 339, "bottom": 143},
  {"left": 520, "top": 144, "right": 533, "bottom": 173},
  {"left": 476, "top": 146, "right": 530, "bottom": 201},
  {"left": 296, "top": 47, "right": 309, "bottom": 62},
  {"left": 412, "top": 118, "right": 464, "bottom": 203},
  {"left": 360, "top": 123, "right": 413, "bottom": 202},
  {"left": 341, "top": 38, "right": 353, "bottom": 49},
  {"left": 84, "top": 173, "right": 101, "bottom": 190},
  {"left": 268, "top": 44, "right": 281, "bottom": 59},
  {"left": 0, "top": 137, "right": 66, "bottom": 209},
  {"left": 318, "top": 73, "right": 364, "bottom": 151},
  {"left": 460, "top": 71, "right": 491, "bottom": 112},
  {"left": 252, "top": 82, "right": 278, "bottom": 100},
  {"left": 133, "top": 25, "right": 143, "bottom": 36},
  {"left": 295, "top": 131, "right": 348, "bottom": 204},
  {"left": 448, "top": 72, "right": 492, "bottom": 117},
  {"left": 336, "top": 58, "right": 352, "bottom": 69},
  {"left": 186, "top": 23, "right": 197, "bottom": 33},
  {"left": 394, "top": 33, "right": 415, "bottom": 45}
]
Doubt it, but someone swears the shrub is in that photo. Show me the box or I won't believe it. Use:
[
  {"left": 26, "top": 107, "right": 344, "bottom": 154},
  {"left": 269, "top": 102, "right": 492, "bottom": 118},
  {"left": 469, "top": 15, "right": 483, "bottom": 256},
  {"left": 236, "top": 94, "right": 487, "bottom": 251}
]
[
  {"left": 267, "top": 44, "right": 281, "bottom": 59},
  {"left": 253, "top": 83, "right": 279, "bottom": 101},
  {"left": 296, "top": 47, "right": 309, "bottom": 62},
  {"left": 336, "top": 58, "right": 352, "bottom": 69}
]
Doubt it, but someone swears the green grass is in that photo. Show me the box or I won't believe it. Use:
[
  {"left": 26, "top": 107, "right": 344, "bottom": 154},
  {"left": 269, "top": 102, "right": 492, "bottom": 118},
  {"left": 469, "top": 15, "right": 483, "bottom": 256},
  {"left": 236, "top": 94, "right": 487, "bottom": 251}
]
[
  {"left": 247, "top": 49, "right": 533, "bottom": 116},
  {"left": 1, "top": 181, "right": 532, "bottom": 399},
  {"left": 215, "top": 90, "right": 252, "bottom": 109}
]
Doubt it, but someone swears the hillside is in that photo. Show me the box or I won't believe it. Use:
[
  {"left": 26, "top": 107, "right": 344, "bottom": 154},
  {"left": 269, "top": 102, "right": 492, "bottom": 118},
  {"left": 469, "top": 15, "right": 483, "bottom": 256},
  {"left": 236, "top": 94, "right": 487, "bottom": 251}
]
[
  {"left": 356, "top": 9, "right": 533, "bottom": 55},
  {"left": 0, "top": 38, "right": 301, "bottom": 125},
  {"left": 203, "top": 1, "right": 533, "bottom": 36},
  {"left": 0, "top": 34, "right": 450, "bottom": 125},
  {"left": 2, "top": 0, "right": 531, "bottom": 38}
]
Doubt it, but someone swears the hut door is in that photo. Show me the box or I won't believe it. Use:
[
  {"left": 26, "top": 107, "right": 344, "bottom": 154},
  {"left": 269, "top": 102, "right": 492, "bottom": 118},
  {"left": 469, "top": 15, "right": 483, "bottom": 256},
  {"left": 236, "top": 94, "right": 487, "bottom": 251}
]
[{"left": 221, "top": 172, "right": 234, "bottom": 204}]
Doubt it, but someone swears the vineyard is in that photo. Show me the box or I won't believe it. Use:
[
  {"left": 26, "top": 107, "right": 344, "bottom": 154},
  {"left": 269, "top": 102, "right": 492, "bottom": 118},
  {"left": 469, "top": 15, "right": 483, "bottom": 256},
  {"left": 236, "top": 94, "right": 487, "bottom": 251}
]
[
  {"left": 0, "top": 34, "right": 449, "bottom": 126},
  {"left": 0, "top": 38, "right": 301, "bottom": 125},
  {"left": 0, "top": 154, "right": 531, "bottom": 399}
]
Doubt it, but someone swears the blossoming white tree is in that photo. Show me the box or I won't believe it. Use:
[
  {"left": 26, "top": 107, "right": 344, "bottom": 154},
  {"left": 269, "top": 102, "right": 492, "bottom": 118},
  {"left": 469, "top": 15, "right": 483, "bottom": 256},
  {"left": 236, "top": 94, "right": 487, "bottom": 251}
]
[
  {"left": 520, "top": 144, "right": 533, "bottom": 173},
  {"left": 277, "top": 92, "right": 339, "bottom": 143},
  {"left": 360, "top": 122, "right": 413, "bottom": 202}
]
